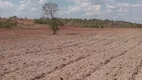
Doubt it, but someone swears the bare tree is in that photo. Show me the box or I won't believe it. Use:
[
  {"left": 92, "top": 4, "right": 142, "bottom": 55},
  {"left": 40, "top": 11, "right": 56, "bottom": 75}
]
[
  {"left": 43, "top": 2, "right": 58, "bottom": 19},
  {"left": 42, "top": 2, "right": 60, "bottom": 34}
]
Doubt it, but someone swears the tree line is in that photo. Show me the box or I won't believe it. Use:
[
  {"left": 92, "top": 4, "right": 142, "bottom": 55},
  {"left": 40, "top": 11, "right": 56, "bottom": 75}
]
[{"left": 34, "top": 18, "right": 142, "bottom": 29}]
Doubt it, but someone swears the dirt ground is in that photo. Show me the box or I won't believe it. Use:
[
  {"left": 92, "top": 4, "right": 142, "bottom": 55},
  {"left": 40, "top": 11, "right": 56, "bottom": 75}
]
[{"left": 0, "top": 27, "right": 142, "bottom": 80}]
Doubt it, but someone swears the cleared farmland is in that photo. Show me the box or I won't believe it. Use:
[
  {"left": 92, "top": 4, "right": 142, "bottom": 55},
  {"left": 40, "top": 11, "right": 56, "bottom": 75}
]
[{"left": 0, "top": 28, "right": 142, "bottom": 80}]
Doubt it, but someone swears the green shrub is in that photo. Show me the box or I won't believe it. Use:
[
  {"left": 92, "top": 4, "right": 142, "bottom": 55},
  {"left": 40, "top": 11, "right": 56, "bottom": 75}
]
[
  {"left": 0, "top": 20, "right": 17, "bottom": 29},
  {"left": 34, "top": 19, "right": 50, "bottom": 24}
]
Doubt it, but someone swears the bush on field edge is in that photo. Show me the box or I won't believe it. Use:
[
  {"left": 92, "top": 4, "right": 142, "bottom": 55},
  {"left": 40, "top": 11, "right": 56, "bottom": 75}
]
[{"left": 0, "top": 19, "right": 17, "bottom": 29}]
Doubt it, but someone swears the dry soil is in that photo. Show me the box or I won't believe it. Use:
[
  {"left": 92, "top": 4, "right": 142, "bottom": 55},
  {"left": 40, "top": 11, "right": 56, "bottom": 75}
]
[{"left": 0, "top": 28, "right": 142, "bottom": 80}]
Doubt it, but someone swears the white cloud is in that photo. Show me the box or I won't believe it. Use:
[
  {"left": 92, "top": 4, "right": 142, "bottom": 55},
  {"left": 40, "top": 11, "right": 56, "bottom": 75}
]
[
  {"left": 0, "top": 0, "right": 17, "bottom": 17},
  {"left": 31, "top": 7, "right": 37, "bottom": 11},
  {"left": 0, "top": 0, "right": 47, "bottom": 18},
  {"left": 66, "top": 6, "right": 81, "bottom": 14},
  {"left": 0, "top": 0, "right": 15, "bottom": 10},
  {"left": 66, "top": 0, "right": 102, "bottom": 15},
  {"left": 64, "top": 0, "right": 142, "bottom": 23},
  {"left": 39, "top": 0, "right": 46, "bottom": 4}
]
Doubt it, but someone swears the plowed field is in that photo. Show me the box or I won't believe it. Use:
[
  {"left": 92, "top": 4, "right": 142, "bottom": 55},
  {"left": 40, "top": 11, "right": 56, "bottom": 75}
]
[{"left": 0, "top": 28, "right": 142, "bottom": 80}]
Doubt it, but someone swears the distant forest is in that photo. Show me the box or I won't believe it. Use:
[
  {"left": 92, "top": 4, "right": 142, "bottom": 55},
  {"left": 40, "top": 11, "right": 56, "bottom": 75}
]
[
  {"left": 0, "top": 16, "right": 142, "bottom": 29},
  {"left": 34, "top": 18, "right": 142, "bottom": 28}
]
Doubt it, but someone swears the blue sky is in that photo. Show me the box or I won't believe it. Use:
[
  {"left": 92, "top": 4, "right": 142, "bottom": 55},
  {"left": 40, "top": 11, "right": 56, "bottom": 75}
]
[{"left": 0, "top": 0, "right": 142, "bottom": 23}]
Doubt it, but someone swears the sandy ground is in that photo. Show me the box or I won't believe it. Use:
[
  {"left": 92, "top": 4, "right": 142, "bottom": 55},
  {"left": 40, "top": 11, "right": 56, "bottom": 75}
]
[{"left": 0, "top": 27, "right": 142, "bottom": 80}]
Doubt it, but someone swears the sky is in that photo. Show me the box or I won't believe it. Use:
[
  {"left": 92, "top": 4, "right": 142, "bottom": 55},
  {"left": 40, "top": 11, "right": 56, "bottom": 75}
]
[{"left": 0, "top": 0, "right": 142, "bottom": 23}]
